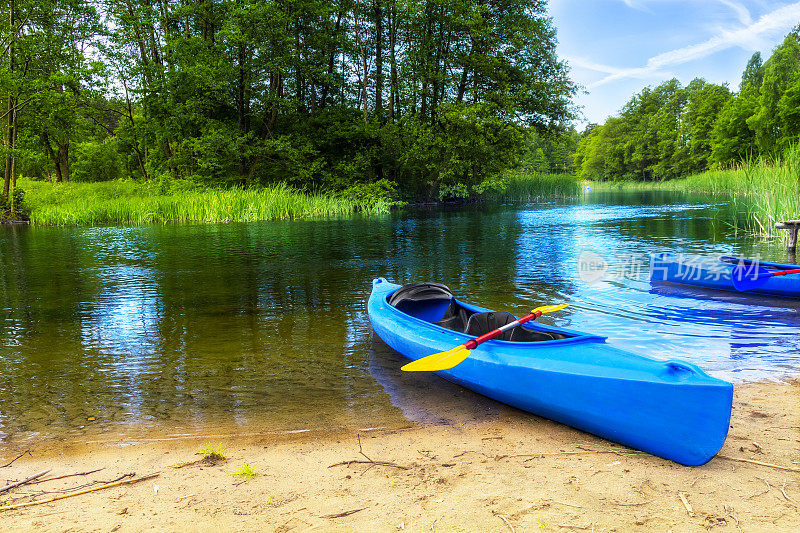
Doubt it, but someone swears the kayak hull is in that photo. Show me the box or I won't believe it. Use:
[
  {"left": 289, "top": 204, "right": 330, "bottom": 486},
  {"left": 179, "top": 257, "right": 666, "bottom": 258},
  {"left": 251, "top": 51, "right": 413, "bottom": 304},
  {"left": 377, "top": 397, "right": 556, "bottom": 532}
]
[
  {"left": 368, "top": 278, "right": 733, "bottom": 466},
  {"left": 650, "top": 252, "right": 800, "bottom": 298}
]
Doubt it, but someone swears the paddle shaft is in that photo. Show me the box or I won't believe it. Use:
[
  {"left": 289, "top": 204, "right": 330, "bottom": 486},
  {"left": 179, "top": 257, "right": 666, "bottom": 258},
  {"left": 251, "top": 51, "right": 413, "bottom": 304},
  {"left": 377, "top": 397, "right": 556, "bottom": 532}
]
[
  {"left": 765, "top": 268, "right": 800, "bottom": 277},
  {"left": 463, "top": 310, "right": 543, "bottom": 350}
]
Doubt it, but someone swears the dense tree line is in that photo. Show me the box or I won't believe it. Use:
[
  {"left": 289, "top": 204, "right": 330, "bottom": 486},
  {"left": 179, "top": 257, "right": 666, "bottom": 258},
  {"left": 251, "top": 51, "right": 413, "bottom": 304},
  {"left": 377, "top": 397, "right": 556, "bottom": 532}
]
[
  {"left": 1, "top": 0, "right": 577, "bottom": 209},
  {"left": 520, "top": 127, "right": 579, "bottom": 174},
  {"left": 575, "top": 31, "right": 800, "bottom": 181}
]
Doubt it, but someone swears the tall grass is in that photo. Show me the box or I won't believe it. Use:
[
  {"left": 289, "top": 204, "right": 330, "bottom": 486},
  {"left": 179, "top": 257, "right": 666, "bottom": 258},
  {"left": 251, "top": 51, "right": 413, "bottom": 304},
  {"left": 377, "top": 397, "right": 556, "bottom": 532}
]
[
  {"left": 589, "top": 145, "right": 800, "bottom": 236},
  {"left": 490, "top": 171, "right": 581, "bottom": 201},
  {"left": 19, "top": 179, "right": 393, "bottom": 226}
]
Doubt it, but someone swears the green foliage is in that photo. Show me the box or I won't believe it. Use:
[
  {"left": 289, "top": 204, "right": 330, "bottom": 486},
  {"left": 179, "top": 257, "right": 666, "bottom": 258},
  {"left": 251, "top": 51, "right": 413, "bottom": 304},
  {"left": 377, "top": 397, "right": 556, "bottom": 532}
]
[
  {"left": 431, "top": 102, "right": 527, "bottom": 192},
  {"left": 71, "top": 138, "right": 124, "bottom": 182},
  {"left": 2, "top": 0, "right": 577, "bottom": 207},
  {"left": 338, "top": 178, "right": 400, "bottom": 206},
  {"left": 473, "top": 175, "right": 508, "bottom": 196},
  {"left": 0, "top": 186, "right": 29, "bottom": 221},
  {"left": 682, "top": 79, "right": 733, "bottom": 174},
  {"left": 741, "top": 52, "right": 765, "bottom": 90},
  {"left": 576, "top": 31, "right": 800, "bottom": 181},
  {"left": 13, "top": 187, "right": 26, "bottom": 213},
  {"left": 229, "top": 460, "right": 257, "bottom": 479},
  {"left": 711, "top": 85, "right": 759, "bottom": 164},
  {"left": 5, "top": 0, "right": 106, "bottom": 186},
  {"left": 574, "top": 117, "right": 630, "bottom": 180},
  {"left": 521, "top": 129, "right": 580, "bottom": 174},
  {"left": 199, "top": 443, "right": 227, "bottom": 461},
  {"left": 748, "top": 35, "right": 800, "bottom": 155},
  {"left": 437, "top": 182, "right": 470, "bottom": 201}
]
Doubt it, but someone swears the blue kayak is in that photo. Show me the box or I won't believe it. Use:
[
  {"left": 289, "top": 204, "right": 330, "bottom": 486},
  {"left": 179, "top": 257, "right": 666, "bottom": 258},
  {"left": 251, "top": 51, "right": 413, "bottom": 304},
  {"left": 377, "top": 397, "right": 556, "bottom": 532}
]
[
  {"left": 367, "top": 278, "right": 732, "bottom": 466},
  {"left": 650, "top": 253, "right": 800, "bottom": 298}
]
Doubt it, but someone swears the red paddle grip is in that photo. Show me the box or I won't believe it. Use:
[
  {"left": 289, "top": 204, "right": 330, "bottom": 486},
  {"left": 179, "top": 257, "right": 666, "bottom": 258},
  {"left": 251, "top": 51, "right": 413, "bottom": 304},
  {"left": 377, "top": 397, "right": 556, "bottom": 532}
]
[{"left": 773, "top": 268, "right": 800, "bottom": 277}]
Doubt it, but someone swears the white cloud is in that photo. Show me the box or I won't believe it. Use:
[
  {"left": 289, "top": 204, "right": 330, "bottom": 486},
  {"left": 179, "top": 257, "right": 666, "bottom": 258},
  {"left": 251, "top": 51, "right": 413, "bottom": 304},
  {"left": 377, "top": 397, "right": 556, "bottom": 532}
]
[
  {"left": 619, "top": 0, "right": 753, "bottom": 23},
  {"left": 582, "top": 1, "right": 800, "bottom": 88},
  {"left": 717, "top": 0, "right": 753, "bottom": 25},
  {"left": 565, "top": 56, "right": 674, "bottom": 80}
]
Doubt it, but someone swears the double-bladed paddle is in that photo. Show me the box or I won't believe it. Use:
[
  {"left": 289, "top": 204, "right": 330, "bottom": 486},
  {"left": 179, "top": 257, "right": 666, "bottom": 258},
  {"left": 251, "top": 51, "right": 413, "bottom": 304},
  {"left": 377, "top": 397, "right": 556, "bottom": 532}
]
[
  {"left": 732, "top": 264, "right": 800, "bottom": 292},
  {"left": 401, "top": 304, "right": 569, "bottom": 372}
]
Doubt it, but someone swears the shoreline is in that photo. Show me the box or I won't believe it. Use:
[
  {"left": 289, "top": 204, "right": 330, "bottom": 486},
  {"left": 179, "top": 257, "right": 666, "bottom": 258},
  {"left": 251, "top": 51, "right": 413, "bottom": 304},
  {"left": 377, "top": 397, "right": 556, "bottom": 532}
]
[
  {"left": 7, "top": 173, "right": 581, "bottom": 227},
  {"left": 2, "top": 379, "right": 798, "bottom": 531}
]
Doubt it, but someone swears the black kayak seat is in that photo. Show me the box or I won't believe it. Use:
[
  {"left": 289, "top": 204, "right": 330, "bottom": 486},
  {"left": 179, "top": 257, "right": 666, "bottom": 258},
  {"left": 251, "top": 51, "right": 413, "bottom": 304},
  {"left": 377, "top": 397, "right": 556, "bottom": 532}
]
[
  {"left": 462, "top": 310, "right": 565, "bottom": 342},
  {"left": 388, "top": 281, "right": 567, "bottom": 342},
  {"left": 465, "top": 311, "right": 517, "bottom": 340}
]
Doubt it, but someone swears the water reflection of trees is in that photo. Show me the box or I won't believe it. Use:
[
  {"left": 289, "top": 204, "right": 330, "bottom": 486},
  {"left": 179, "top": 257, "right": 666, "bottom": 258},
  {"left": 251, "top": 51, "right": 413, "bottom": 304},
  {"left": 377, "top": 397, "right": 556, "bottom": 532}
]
[
  {"left": 1, "top": 226, "right": 109, "bottom": 441},
  {"left": 0, "top": 211, "right": 525, "bottom": 442}
]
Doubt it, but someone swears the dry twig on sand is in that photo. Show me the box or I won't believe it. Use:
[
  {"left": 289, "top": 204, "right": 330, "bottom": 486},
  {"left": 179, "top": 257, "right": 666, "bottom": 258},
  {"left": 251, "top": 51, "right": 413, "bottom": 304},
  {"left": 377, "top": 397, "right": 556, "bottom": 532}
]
[
  {"left": 678, "top": 492, "right": 695, "bottom": 518},
  {"left": 724, "top": 504, "right": 742, "bottom": 533},
  {"left": 1, "top": 450, "right": 32, "bottom": 468},
  {"left": 328, "top": 460, "right": 409, "bottom": 470},
  {"left": 492, "top": 512, "right": 515, "bottom": 533},
  {"left": 328, "top": 434, "right": 409, "bottom": 471},
  {"left": 320, "top": 507, "right": 366, "bottom": 519},
  {"left": 0, "top": 469, "right": 51, "bottom": 493},
  {"left": 30, "top": 468, "right": 105, "bottom": 485},
  {"left": 22, "top": 473, "right": 136, "bottom": 498},
  {"left": 716, "top": 455, "right": 800, "bottom": 472},
  {"left": 611, "top": 499, "right": 656, "bottom": 506},
  {"left": 512, "top": 445, "right": 646, "bottom": 461},
  {"left": 0, "top": 473, "right": 159, "bottom": 512},
  {"left": 779, "top": 483, "right": 798, "bottom": 506},
  {"left": 747, "top": 477, "right": 772, "bottom": 500}
]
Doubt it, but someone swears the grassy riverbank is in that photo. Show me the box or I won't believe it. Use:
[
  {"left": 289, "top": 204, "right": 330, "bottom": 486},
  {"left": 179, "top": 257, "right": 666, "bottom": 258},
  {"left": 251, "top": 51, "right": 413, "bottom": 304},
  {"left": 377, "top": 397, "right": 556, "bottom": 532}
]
[
  {"left": 13, "top": 173, "right": 581, "bottom": 226},
  {"left": 17, "top": 179, "right": 393, "bottom": 226},
  {"left": 590, "top": 146, "right": 800, "bottom": 236}
]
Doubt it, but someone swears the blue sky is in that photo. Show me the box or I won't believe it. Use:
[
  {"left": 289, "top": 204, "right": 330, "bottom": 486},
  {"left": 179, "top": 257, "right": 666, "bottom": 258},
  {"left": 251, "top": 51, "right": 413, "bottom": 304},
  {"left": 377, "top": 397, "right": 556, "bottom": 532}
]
[{"left": 549, "top": 0, "right": 800, "bottom": 127}]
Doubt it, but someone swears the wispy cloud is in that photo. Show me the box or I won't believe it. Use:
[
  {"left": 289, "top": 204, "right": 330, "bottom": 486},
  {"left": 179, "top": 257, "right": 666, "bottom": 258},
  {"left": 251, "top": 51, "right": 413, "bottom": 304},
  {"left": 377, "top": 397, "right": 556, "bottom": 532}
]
[
  {"left": 620, "top": 0, "right": 647, "bottom": 9},
  {"left": 717, "top": 0, "right": 753, "bottom": 25},
  {"left": 576, "top": 1, "right": 800, "bottom": 88},
  {"left": 620, "top": 0, "right": 752, "bottom": 23},
  {"left": 566, "top": 56, "right": 674, "bottom": 80}
]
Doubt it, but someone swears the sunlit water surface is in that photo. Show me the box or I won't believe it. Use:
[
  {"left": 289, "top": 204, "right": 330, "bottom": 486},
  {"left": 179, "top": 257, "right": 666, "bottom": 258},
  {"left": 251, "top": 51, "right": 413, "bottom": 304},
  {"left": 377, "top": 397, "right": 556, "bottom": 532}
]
[{"left": 1, "top": 190, "right": 798, "bottom": 447}]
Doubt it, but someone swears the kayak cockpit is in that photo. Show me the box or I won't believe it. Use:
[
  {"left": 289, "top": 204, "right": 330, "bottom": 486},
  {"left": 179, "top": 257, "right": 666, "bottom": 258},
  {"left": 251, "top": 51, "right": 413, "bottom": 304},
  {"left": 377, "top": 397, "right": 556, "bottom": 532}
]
[{"left": 387, "top": 282, "right": 572, "bottom": 342}]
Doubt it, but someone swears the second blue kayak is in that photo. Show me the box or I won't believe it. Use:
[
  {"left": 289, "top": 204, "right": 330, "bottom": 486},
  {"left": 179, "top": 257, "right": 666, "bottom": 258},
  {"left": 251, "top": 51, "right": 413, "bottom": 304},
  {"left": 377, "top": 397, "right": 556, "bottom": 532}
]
[{"left": 650, "top": 253, "right": 800, "bottom": 298}]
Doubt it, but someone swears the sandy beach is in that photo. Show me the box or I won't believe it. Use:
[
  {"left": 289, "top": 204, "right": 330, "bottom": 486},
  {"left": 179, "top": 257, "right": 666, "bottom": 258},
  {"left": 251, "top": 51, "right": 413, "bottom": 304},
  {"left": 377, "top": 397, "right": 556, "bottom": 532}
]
[{"left": 1, "top": 379, "right": 798, "bottom": 532}]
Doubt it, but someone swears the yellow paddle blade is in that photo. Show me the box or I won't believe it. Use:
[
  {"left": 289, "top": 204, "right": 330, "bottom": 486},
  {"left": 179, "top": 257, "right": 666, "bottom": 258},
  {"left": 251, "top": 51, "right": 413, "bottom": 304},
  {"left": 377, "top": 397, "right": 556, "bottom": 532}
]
[
  {"left": 401, "top": 345, "right": 472, "bottom": 372},
  {"left": 531, "top": 303, "right": 569, "bottom": 314}
]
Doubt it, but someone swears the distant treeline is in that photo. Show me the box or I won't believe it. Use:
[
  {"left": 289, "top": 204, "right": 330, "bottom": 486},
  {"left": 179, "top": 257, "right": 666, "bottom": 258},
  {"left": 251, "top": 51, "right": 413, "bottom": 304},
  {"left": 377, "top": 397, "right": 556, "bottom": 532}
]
[
  {"left": 1, "top": 0, "right": 578, "bottom": 207},
  {"left": 575, "top": 31, "right": 800, "bottom": 181}
]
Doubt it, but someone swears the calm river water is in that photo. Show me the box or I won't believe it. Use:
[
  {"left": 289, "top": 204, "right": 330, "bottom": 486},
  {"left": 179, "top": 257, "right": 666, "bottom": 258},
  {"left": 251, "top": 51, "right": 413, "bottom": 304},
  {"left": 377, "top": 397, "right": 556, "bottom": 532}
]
[{"left": 1, "top": 191, "right": 799, "bottom": 448}]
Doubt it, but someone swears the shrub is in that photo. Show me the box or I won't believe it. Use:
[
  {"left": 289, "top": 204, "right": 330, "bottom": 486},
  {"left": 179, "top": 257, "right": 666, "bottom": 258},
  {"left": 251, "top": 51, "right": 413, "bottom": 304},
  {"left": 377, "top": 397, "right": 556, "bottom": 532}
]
[
  {"left": 71, "top": 138, "right": 124, "bottom": 182},
  {"left": 0, "top": 186, "right": 29, "bottom": 221}
]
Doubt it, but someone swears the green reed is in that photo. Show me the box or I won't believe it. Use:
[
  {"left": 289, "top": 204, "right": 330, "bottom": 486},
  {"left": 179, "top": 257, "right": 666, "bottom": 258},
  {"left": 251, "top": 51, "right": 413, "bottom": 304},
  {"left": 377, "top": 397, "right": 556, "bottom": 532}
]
[
  {"left": 491, "top": 172, "right": 581, "bottom": 201},
  {"left": 19, "top": 179, "right": 393, "bottom": 226}
]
